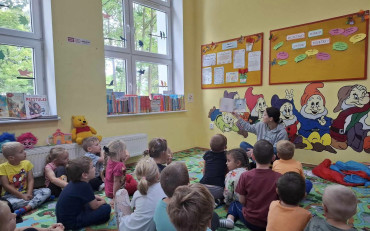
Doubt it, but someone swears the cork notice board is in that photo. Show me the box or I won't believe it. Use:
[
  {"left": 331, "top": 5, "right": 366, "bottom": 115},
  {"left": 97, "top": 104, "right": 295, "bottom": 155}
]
[
  {"left": 269, "top": 11, "right": 369, "bottom": 85},
  {"left": 201, "top": 33, "right": 263, "bottom": 89}
]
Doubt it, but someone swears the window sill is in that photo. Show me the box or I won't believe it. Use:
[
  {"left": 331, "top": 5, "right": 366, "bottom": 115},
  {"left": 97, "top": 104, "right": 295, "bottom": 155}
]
[
  {"left": 0, "top": 116, "right": 60, "bottom": 124},
  {"left": 107, "top": 110, "right": 187, "bottom": 117}
]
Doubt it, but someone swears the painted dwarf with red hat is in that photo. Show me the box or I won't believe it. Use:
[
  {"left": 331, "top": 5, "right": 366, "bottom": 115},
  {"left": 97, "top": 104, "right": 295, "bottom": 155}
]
[
  {"left": 287, "top": 82, "right": 335, "bottom": 153},
  {"left": 244, "top": 87, "right": 267, "bottom": 124}
]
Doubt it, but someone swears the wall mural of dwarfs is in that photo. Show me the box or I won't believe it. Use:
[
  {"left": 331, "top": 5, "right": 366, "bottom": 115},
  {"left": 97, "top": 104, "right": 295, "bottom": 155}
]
[{"left": 208, "top": 82, "right": 370, "bottom": 154}]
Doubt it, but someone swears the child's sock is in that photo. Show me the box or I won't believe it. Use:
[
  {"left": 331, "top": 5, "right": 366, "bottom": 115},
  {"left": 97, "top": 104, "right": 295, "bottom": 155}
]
[
  {"left": 99, "top": 183, "right": 105, "bottom": 191},
  {"left": 14, "top": 206, "right": 29, "bottom": 216},
  {"left": 219, "top": 218, "right": 234, "bottom": 229}
]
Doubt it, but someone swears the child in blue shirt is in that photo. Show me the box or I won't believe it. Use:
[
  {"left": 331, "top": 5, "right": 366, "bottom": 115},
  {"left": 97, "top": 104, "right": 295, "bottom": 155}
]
[
  {"left": 56, "top": 156, "right": 111, "bottom": 230},
  {"left": 82, "top": 136, "right": 104, "bottom": 191}
]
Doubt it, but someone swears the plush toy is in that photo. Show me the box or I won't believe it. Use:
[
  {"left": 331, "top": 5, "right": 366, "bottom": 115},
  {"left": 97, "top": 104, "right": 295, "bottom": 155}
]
[
  {"left": 0, "top": 132, "right": 16, "bottom": 153},
  {"left": 17, "top": 132, "right": 38, "bottom": 149},
  {"left": 71, "top": 115, "right": 102, "bottom": 145}
]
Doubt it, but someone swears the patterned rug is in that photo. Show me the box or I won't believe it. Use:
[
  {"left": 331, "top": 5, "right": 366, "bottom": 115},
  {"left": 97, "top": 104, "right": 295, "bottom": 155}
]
[{"left": 17, "top": 148, "right": 370, "bottom": 231}]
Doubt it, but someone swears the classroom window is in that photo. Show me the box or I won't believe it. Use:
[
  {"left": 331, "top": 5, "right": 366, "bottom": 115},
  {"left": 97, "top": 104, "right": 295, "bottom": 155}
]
[
  {"left": 103, "top": 0, "right": 172, "bottom": 96},
  {"left": 0, "top": 0, "right": 45, "bottom": 96}
]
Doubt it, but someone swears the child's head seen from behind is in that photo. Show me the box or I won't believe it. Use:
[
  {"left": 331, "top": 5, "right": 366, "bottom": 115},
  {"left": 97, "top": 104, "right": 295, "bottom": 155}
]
[
  {"left": 46, "top": 146, "right": 69, "bottom": 166},
  {"left": 66, "top": 156, "right": 93, "bottom": 182},
  {"left": 135, "top": 156, "right": 160, "bottom": 195},
  {"left": 276, "top": 140, "right": 295, "bottom": 160},
  {"left": 104, "top": 140, "right": 127, "bottom": 161},
  {"left": 323, "top": 185, "right": 357, "bottom": 222},
  {"left": 2, "top": 142, "right": 26, "bottom": 164},
  {"left": 226, "top": 148, "right": 249, "bottom": 171},
  {"left": 0, "top": 201, "right": 16, "bottom": 231},
  {"left": 144, "top": 138, "right": 168, "bottom": 161},
  {"left": 82, "top": 136, "right": 101, "bottom": 154},
  {"left": 277, "top": 172, "right": 305, "bottom": 206},
  {"left": 167, "top": 183, "right": 214, "bottom": 231},
  {"left": 160, "top": 162, "right": 189, "bottom": 197},
  {"left": 210, "top": 134, "right": 227, "bottom": 152},
  {"left": 253, "top": 139, "right": 274, "bottom": 165}
]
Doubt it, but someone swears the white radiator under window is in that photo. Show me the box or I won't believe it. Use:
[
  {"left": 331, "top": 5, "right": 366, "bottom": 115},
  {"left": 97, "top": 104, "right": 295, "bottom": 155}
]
[{"left": 0, "top": 133, "right": 148, "bottom": 177}]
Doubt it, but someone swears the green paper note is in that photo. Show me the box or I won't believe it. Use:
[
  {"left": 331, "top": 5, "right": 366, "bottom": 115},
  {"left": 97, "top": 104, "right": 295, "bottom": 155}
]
[
  {"left": 333, "top": 42, "right": 348, "bottom": 51},
  {"left": 294, "top": 54, "right": 307, "bottom": 63},
  {"left": 273, "top": 41, "right": 284, "bottom": 50},
  {"left": 278, "top": 60, "right": 288, "bottom": 66}
]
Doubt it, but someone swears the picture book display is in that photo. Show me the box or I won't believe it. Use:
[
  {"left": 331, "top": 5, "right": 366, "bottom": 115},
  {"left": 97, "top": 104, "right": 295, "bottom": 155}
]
[
  {"left": 24, "top": 95, "right": 50, "bottom": 118},
  {"left": 6, "top": 93, "right": 26, "bottom": 118},
  {"left": 201, "top": 33, "right": 263, "bottom": 89},
  {"left": 0, "top": 95, "right": 9, "bottom": 117},
  {"left": 269, "top": 11, "right": 369, "bottom": 85}
]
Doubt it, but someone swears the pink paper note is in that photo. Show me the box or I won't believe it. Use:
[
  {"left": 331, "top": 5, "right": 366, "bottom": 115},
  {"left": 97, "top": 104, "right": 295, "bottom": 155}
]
[
  {"left": 276, "top": 52, "right": 289, "bottom": 60},
  {"left": 316, "top": 52, "right": 331, "bottom": 61}
]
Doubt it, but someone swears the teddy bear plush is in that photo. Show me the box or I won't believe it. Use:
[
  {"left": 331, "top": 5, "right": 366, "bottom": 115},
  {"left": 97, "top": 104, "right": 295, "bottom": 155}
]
[{"left": 71, "top": 115, "right": 102, "bottom": 144}]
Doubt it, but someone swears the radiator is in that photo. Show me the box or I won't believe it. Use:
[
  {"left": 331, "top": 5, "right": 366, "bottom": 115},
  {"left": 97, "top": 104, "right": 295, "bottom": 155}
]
[{"left": 0, "top": 133, "right": 148, "bottom": 178}]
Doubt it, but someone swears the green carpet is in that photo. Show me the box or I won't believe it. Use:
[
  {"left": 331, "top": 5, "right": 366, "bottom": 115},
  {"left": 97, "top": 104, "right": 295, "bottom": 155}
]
[{"left": 17, "top": 148, "right": 369, "bottom": 231}]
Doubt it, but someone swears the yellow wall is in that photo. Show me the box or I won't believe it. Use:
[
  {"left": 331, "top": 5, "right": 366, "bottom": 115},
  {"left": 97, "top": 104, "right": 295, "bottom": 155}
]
[
  {"left": 0, "top": 0, "right": 369, "bottom": 165},
  {"left": 0, "top": 0, "right": 201, "bottom": 153},
  {"left": 193, "top": 0, "right": 370, "bottom": 164}
]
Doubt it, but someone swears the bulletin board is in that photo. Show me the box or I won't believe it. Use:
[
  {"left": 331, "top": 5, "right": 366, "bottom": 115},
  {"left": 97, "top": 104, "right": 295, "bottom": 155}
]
[
  {"left": 269, "top": 11, "right": 369, "bottom": 85},
  {"left": 201, "top": 33, "right": 263, "bottom": 89}
]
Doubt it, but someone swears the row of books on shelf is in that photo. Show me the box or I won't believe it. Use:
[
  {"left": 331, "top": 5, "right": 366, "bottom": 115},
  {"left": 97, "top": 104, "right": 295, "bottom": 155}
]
[
  {"left": 106, "top": 91, "right": 185, "bottom": 115},
  {"left": 0, "top": 93, "right": 51, "bottom": 120}
]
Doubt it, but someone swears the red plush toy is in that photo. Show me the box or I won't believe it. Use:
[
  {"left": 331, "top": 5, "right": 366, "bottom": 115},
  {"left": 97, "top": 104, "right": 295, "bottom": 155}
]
[{"left": 17, "top": 132, "right": 38, "bottom": 149}]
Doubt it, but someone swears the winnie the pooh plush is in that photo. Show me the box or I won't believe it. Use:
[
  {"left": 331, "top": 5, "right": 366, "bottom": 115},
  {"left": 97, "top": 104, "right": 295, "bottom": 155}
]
[{"left": 71, "top": 115, "right": 102, "bottom": 144}]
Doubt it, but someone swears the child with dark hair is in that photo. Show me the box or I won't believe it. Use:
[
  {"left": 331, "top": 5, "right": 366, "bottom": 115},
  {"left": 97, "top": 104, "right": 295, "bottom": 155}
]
[
  {"left": 267, "top": 172, "right": 311, "bottom": 231},
  {"left": 304, "top": 185, "right": 357, "bottom": 231},
  {"left": 82, "top": 136, "right": 105, "bottom": 191},
  {"left": 44, "top": 146, "right": 69, "bottom": 197},
  {"left": 167, "top": 183, "right": 214, "bottom": 231},
  {"left": 220, "top": 140, "right": 281, "bottom": 230},
  {"left": 154, "top": 162, "right": 190, "bottom": 231},
  {"left": 273, "top": 140, "right": 312, "bottom": 193},
  {"left": 143, "top": 137, "right": 171, "bottom": 172},
  {"left": 224, "top": 148, "right": 249, "bottom": 205},
  {"left": 56, "top": 156, "right": 111, "bottom": 230},
  {"left": 200, "top": 134, "right": 228, "bottom": 201}
]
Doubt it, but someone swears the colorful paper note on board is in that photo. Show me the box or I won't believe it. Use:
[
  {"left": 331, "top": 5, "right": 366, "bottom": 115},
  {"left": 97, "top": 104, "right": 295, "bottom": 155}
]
[
  {"left": 201, "top": 33, "right": 263, "bottom": 89},
  {"left": 269, "top": 11, "right": 368, "bottom": 85}
]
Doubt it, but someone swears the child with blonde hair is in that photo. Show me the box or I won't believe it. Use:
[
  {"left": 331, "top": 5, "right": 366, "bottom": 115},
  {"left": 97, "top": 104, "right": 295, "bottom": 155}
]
[
  {"left": 0, "top": 142, "right": 51, "bottom": 217},
  {"left": 167, "top": 183, "right": 214, "bottom": 231},
  {"left": 304, "top": 185, "right": 357, "bottom": 231},
  {"left": 143, "top": 137, "right": 172, "bottom": 172},
  {"left": 224, "top": 148, "right": 249, "bottom": 205},
  {"left": 44, "top": 146, "right": 69, "bottom": 197},
  {"left": 0, "top": 200, "right": 64, "bottom": 231},
  {"left": 115, "top": 156, "right": 166, "bottom": 231},
  {"left": 82, "top": 136, "right": 104, "bottom": 191},
  {"left": 273, "top": 140, "right": 312, "bottom": 193}
]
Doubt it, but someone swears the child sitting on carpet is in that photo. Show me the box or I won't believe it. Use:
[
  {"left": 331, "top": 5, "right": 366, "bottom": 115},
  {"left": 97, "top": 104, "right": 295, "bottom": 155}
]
[
  {"left": 0, "top": 200, "right": 65, "bottom": 231},
  {"left": 44, "top": 146, "right": 69, "bottom": 197},
  {"left": 224, "top": 148, "right": 249, "bottom": 205},
  {"left": 143, "top": 137, "right": 172, "bottom": 172},
  {"left": 82, "top": 136, "right": 105, "bottom": 191},
  {"left": 154, "top": 162, "right": 190, "bottom": 231},
  {"left": 0, "top": 142, "right": 51, "bottom": 217},
  {"left": 266, "top": 172, "right": 311, "bottom": 231},
  {"left": 115, "top": 156, "right": 166, "bottom": 231},
  {"left": 220, "top": 139, "right": 281, "bottom": 230},
  {"left": 104, "top": 140, "right": 137, "bottom": 203},
  {"left": 56, "top": 156, "right": 111, "bottom": 230},
  {"left": 200, "top": 134, "right": 228, "bottom": 201},
  {"left": 272, "top": 140, "right": 312, "bottom": 194},
  {"left": 304, "top": 185, "right": 357, "bottom": 231},
  {"left": 167, "top": 183, "right": 214, "bottom": 231}
]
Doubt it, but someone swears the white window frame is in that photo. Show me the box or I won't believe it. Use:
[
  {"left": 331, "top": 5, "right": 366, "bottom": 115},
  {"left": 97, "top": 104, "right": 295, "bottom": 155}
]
[
  {"left": 0, "top": 0, "right": 57, "bottom": 115},
  {"left": 104, "top": 0, "right": 173, "bottom": 95}
]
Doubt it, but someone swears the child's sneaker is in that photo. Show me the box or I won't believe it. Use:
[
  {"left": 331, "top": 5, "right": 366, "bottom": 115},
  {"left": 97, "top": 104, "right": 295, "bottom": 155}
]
[
  {"left": 99, "top": 183, "right": 105, "bottom": 191},
  {"left": 219, "top": 218, "right": 234, "bottom": 229}
]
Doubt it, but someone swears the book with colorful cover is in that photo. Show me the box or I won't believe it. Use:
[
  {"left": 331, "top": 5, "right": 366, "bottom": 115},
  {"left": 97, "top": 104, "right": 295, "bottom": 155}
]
[
  {"left": 0, "top": 95, "right": 9, "bottom": 117},
  {"left": 6, "top": 93, "right": 26, "bottom": 118},
  {"left": 24, "top": 95, "right": 50, "bottom": 118}
]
